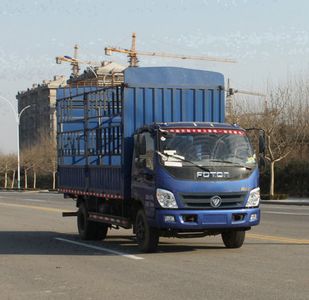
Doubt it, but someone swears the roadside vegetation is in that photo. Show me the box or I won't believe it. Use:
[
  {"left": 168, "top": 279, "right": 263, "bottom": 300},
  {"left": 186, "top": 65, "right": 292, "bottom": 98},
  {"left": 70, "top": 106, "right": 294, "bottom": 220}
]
[
  {"left": 230, "top": 77, "right": 309, "bottom": 198},
  {"left": 0, "top": 132, "right": 57, "bottom": 190}
]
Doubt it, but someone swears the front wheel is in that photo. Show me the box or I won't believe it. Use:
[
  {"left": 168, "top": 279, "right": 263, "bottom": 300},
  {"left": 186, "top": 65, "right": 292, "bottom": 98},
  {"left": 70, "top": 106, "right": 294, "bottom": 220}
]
[
  {"left": 135, "top": 209, "right": 159, "bottom": 253},
  {"left": 221, "top": 230, "right": 245, "bottom": 248}
]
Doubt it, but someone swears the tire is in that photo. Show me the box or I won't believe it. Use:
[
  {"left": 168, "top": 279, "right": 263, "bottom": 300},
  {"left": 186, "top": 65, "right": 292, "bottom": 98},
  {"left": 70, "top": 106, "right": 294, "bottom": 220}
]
[
  {"left": 77, "top": 202, "right": 108, "bottom": 241},
  {"left": 221, "top": 230, "right": 245, "bottom": 248},
  {"left": 135, "top": 209, "right": 159, "bottom": 253}
]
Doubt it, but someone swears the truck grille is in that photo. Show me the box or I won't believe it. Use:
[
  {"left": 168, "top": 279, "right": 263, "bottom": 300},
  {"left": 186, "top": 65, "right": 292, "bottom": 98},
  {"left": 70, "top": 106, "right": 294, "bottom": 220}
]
[{"left": 179, "top": 192, "right": 247, "bottom": 209}]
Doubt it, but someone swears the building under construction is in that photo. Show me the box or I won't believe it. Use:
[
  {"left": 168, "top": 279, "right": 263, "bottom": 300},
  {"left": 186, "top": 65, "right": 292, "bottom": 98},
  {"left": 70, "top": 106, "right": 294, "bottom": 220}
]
[
  {"left": 66, "top": 61, "right": 125, "bottom": 87},
  {"left": 16, "top": 76, "right": 67, "bottom": 150},
  {"left": 16, "top": 62, "right": 125, "bottom": 151}
]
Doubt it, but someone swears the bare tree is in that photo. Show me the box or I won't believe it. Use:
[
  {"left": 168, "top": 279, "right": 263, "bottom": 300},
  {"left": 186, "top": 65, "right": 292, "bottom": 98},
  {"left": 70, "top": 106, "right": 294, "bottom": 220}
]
[
  {"left": 234, "top": 80, "right": 309, "bottom": 197},
  {"left": 20, "top": 128, "right": 57, "bottom": 190},
  {"left": 0, "top": 153, "right": 7, "bottom": 188},
  {"left": 8, "top": 154, "right": 17, "bottom": 189},
  {"left": 0, "top": 153, "right": 17, "bottom": 189},
  {"left": 39, "top": 133, "right": 57, "bottom": 190},
  {"left": 31, "top": 144, "right": 45, "bottom": 189},
  {"left": 21, "top": 148, "right": 36, "bottom": 189}
]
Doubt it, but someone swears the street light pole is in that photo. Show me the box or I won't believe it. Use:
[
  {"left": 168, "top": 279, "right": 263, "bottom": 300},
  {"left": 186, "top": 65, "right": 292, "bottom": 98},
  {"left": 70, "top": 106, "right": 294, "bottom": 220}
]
[
  {"left": 16, "top": 118, "right": 20, "bottom": 189},
  {"left": 16, "top": 105, "right": 31, "bottom": 189},
  {"left": 0, "top": 95, "right": 31, "bottom": 190}
]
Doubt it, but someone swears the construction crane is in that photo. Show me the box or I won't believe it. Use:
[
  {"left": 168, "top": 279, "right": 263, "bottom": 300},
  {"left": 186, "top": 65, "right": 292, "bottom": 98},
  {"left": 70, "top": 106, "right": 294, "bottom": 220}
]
[
  {"left": 56, "top": 44, "right": 103, "bottom": 78},
  {"left": 56, "top": 44, "right": 83, "bottom": 78},
  {"left": 105, "top": 32, "right": 237, "bottom": 67},
  {"left": 56, "top": 55, "right": 102, "bottom": 68}
]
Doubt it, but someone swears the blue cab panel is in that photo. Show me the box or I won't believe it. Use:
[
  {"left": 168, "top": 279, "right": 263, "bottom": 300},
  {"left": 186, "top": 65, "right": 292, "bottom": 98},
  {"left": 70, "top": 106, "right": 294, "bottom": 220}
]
[{"left": 154, "top": 207, "right": 260, "bottom": 229}]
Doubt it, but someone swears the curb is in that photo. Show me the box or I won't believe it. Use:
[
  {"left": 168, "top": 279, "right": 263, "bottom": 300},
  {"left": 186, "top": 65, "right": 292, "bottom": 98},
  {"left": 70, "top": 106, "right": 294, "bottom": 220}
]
[
  {"left": 261, "top": 200, "right": 309, "bottom": 206},
  {"left": 38, "top": 190, "right": 58, "bottom": 193}
]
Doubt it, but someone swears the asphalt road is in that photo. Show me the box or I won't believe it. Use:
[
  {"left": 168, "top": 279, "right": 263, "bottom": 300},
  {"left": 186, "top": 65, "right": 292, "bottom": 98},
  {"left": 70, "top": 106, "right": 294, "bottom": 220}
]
[{"left": 0, "top": 191, "right": 308, "bottom": 300}]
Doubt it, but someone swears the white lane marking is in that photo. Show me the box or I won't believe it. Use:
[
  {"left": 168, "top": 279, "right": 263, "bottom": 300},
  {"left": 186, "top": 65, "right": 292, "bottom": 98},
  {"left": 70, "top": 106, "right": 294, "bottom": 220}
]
[
  {"left": 23, "top": 198, "right": 47, "bottom": 202},
  {"left": 263, "top": 211, "right": 309, "bottom": 216},
  {"left": 55, "top": 238, "right": 144, "bottom": 260}
]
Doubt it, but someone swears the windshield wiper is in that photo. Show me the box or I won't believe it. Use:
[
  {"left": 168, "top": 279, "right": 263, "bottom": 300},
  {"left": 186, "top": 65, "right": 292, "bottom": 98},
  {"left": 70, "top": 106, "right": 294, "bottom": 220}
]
[
  {"left": 156, "top": 151, "right": 210, "bottom": 172},
  {"left": 209, "top": 159, "right": 252, "bottom": 170}
]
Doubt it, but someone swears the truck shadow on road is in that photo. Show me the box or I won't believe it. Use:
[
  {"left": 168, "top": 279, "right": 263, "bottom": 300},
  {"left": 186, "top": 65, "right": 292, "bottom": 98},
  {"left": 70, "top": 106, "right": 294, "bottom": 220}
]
[
  {"left": 103, "top": 235, "right": 226, "bottom": 253},
  {"left": 1, "top": 231, "right": 305, "bottom": 256},
  {"left": 0, "top": 231, "right": 228, "bottom": 255}
]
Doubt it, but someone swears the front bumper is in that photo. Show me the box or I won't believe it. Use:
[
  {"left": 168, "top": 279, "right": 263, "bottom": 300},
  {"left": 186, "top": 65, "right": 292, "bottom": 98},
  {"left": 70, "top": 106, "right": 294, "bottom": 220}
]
[{"left": 153, "top": 207, "right": 260, "bottom": 230}]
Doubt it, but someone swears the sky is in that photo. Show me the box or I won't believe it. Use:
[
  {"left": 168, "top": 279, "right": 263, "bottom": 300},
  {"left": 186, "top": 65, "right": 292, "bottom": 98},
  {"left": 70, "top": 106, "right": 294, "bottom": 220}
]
[{"left": 1, "top": 0, "right": 309, "bottom": 153}]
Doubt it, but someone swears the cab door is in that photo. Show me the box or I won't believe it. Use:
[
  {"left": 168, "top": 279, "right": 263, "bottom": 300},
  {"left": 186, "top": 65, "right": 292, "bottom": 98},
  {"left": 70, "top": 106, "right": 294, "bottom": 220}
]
[{"left": 131, "top": 131, "right": 156, "bottom": 218}]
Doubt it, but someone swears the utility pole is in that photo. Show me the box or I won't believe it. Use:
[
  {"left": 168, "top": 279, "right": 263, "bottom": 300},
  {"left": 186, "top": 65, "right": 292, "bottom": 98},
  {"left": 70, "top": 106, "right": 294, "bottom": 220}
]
[
  {"left": 129, "top": 32, "right": 139, "bottom": 67},
  {"left": 72, "top": 44, "right": 80, "bottom": 77},
  {"left": 0, "top": 95, "right": 31, "bottom": 189},
  {"left": 226, "top": 78, "right": 233, "bottom": 118},
  {"left": 225, "top": 78, "right": 267, "bottom": 121},
  {"left": 16, "top": 105, "right": 31, "bottom": 189}
]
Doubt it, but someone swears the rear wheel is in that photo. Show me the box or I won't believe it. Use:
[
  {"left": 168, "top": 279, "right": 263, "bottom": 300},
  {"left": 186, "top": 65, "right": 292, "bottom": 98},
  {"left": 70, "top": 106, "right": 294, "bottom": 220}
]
[
  {"left": 221, "top": 230, "right": 245, "bottom": 248},
  {"left": 77, "top": 202, "right": 108, "bottom": 240},
  {"left": 135, "top": 209, "right": 159, "bottom": 253}
]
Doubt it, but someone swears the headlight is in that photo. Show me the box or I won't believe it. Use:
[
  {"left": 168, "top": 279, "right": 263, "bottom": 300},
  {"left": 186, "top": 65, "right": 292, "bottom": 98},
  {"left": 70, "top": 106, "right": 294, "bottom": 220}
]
[
  {"left": 246, "top": 187, "right": 260, "bottom": 208},
  {"left": 156, "top": 188, "right": 178, "bottom": 208}
]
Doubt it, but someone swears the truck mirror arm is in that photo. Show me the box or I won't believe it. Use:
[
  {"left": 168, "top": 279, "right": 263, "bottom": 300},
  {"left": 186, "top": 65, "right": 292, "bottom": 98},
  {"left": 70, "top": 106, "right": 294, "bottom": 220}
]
[{"left": 258, "top": 130, "right": 266, "bottom": 156}]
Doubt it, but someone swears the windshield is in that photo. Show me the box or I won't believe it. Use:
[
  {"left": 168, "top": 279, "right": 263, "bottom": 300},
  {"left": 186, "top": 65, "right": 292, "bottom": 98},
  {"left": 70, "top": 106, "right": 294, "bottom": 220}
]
[{"left": 159, "top": 129, "right": 256, "bottom": 169}]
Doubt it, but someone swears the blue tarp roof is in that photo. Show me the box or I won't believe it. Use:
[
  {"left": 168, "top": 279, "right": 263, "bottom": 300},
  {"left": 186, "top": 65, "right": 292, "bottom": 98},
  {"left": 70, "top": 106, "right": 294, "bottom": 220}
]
[{"left": 124, "top": 67, "right": 224, "bottom": 89}]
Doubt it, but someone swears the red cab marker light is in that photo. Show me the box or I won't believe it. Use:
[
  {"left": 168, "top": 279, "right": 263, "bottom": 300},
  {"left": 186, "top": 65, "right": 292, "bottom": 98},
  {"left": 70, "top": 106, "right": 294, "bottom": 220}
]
[{"left": 166, "top": 128, "right": 246, "bottom": 135}]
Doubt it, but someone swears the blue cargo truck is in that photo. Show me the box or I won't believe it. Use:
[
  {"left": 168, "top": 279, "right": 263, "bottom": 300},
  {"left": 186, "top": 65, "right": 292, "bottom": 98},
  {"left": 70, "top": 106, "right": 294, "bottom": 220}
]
[{"left": 57, "top": 67, "right": 263, "bottom": 252}]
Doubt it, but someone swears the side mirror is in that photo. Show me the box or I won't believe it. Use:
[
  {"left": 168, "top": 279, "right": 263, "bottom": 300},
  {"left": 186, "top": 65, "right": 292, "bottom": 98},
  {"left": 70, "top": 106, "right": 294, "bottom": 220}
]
[
  {"left": 258, "top": 130, "right": 266, "bottom": 155},
  {"left": 258, "top": 155, "right": 266, "bottom": 172},
  {"left": 138, "top": 136, "right": 146, "bottom": 156}
]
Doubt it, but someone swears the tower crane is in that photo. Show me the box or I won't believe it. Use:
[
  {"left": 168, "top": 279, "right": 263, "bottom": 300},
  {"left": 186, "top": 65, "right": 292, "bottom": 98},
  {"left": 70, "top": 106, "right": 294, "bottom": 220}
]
[
  {"left": 56, "top": 55, "right": 102, "bottom": 67},
  {"left": 105, "top": 32, "right": 237, "bottom": 67},
  {"left": 56, "top": 44, "right": 82, "bottom": 78},
  {"left": 56, "top": 44, "right": 104, "bottom": 78}
]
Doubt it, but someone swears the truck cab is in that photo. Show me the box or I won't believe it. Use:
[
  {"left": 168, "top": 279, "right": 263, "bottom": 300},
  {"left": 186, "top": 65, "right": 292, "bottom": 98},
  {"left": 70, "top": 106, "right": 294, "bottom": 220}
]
[{"left": 131, "top": 122, "right": 261, "bottom": 251}]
